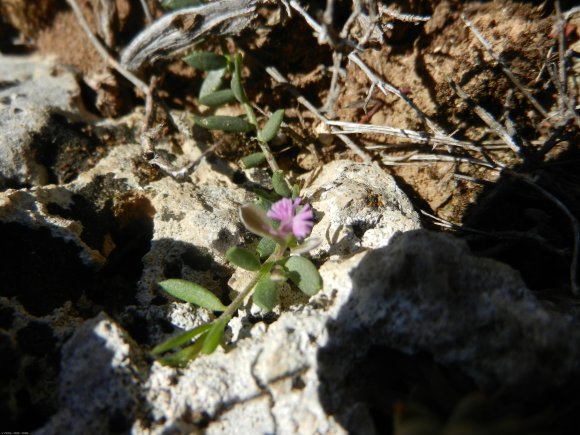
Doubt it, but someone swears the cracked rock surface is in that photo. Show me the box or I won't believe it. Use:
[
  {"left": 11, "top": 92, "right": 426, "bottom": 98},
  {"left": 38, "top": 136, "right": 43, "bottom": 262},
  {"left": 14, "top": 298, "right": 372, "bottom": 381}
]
[
  {"left": 0, "top": 56, "right": 89, "bottom": 187},
  {"left": 2, "top": 56, "right": 580, "bottom": 434}
]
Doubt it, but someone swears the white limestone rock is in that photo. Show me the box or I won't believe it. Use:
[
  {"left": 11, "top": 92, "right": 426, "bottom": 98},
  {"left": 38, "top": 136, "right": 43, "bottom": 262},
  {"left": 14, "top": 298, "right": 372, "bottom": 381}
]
[
  {"left": 301, "top": 160, "right": 422, "bottom": 258},
  {"left": 0, "top": 56, "right": 87, "bottom": 187},
  {"left": 38, "top": 313, "right": 146, "bottom": 435}
]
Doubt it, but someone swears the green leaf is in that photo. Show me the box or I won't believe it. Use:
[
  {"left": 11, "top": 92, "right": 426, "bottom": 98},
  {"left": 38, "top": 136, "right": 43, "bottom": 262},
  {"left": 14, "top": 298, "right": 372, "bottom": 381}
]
[
  {"left": 199, "top": 89, "right": 236, "bottom": 107},
  {"left": 183, "top": 51, "right": 227, "bottom": 70},
  {"left": 283, "top": 256, "right": 322, "bottom": 296},
  {"left": 272, "top": 171, "right": 292, "bottom": 197},
  {"left": 258, "top": 109, "right": 284, "bottom": 143},
  {"left": 162, "top": 0, "right": 202, "bottom": 10},
  {"left": 243, "top": 102, "right": 258, "bottom": 127},
  {"left": 159, "top": 279, "right": 227, "bottom": 311},
  {"left": 253, "top": 273, "right": 278, "bottom": 312},
  {"left": 152, "top": 323, "right": 212, "bottom": 355},
  {"left": 201, "top": 316, "right": 230, "bottom": 354},
  {"left": 230, "top": 53, "right": 249, "bottom": 104},
  {"left": 199, "top": 68, "right": 226, "bottom": 98},
  {"left": 291, "top": 184, "right": 301, "bottom": 199},
  {"left": 239, "top": 152, "right": 266, "bottom": 169},
  {"left": 226, "top": 246, "right": 261, "bottom": 271},
  {"left": 158, "top": 332, "right": 208, "bottom": 366},
  {"left": 256, "top": 237, "right": 276, "bottom": 259},
  {"left": 193, "top": 115, "right": 254, "bottom": 133},
  {"left": 254, "top": 188, "right": 278, "bottom": 206}
]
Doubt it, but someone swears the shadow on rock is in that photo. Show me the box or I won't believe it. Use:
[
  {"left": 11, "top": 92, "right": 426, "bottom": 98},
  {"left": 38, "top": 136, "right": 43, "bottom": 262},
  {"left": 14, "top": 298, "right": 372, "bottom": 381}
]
[
  {"left": 36, "top": 313, "right": 148, "bottom": 435},
  {"left": 317, "top": 230, "right": 580, "bottom": 434}
]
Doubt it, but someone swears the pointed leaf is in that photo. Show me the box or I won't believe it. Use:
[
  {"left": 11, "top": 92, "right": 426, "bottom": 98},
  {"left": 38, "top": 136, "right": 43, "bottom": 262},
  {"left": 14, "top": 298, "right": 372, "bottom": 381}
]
[
  {"left": 291, "top": 184, "right": 301, "bottom": 199},
  {"left": 256, "top": 237, "right": 276, "bottom": 259},
  {"left": 201, "top": 316, "right": 230, "bottom": 354},
  {"left": 152, "top": 323, "right": 212, "bottom": 355},
  {"left": 272, "top": 170, "right": 292, "bottom": 197},
  {"left": 158, "top": 332, "right": 208, "bottom": 366},
  {"left": 253, "top": 188, "right": 277, "bottom": 210},
  {"left": 239, "top": 152, "right": 266, "bottom": 169},
  {"left": 258, "top": 109, "right": 284, "bottom": 143},
  {"left": 253, "top": 273, "right": 278, "bottom": 312},
  {"left": 199, "top": 89, "right": 236, "bottom": 107},
  {"left": 159, "top": 279, "right": 227, "bottom": 311},
  {"left": 243, "top": 102, "right": 258, "bottom": 127},
  {"left": 283, "top": 256, "right": 322, "bottom": 296},
  {"left": 226, "top": 246, "right": 261, "bottom": 271},
  {"left": 199, "top": 68, "right": 226, "bottom": 98},
  {"left": 193, "top": 115, "right": 254, "bottom": 133},
  {"left": 183, "top": 51, "right": 227, "bottom": 70},
  {"left": 231, "top": 53, "right": 249, "bottom": 103}
]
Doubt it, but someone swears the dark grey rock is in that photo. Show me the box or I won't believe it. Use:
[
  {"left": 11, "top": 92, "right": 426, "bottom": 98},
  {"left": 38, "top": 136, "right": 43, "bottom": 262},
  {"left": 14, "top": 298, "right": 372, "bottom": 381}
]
[
  {"left": 38, "top": 313, "right": 146, "bottom": 435},
  {"left": 338, "top": 230, "right": 580, "bottom": 393}
]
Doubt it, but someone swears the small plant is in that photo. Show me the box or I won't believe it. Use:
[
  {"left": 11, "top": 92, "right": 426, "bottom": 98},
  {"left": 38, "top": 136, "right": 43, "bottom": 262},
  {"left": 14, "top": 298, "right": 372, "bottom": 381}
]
[
  {"left": 153, "top": 196, "right": 322, "bottom": 366},
  {"left": 186, "top": 48, "right": 286, "bottom": 174},
  {"left": 152, "top": 39, "right": 322, "bottom": 366}
]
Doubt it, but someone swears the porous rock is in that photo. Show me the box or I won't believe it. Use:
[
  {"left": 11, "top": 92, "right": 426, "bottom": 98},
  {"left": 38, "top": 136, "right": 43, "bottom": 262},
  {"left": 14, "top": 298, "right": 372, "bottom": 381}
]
[
  {"left": 29, "top": 199, "right": 580, "bottom": 433},
  {"left": 38, "top": 312, "right": 146, "bottom": 435},
  {"left": 301, "top": 160, "right": 421, "bottom": 258},
  {"left": 141, "top": 307, "right": 348, "bottom": 434},
  {"left": 0, "top": 56, "right": 86, "bottom": 187},
  {"left": 324, "top": 230, "right": 580, "bottom": 395}
]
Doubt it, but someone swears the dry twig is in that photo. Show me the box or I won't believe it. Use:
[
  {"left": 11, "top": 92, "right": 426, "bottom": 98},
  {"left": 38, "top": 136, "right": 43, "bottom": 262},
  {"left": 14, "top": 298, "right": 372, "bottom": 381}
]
[
  {"left": 508, "top": 171, "right": 580, "bottom": 295},
  {"left": 461, "top": 14, "right": 549, "bottom": 119},
  {"left": 263, "top": 66, "right": 372, "bottom": 163},
  {"left": 120, "top": 0, "right": 259, "bottom": 72},
  {"left": 139, "top": 0, "right": 153, "bottom": 25},
  {"left": 66, "top": 0, "right": 150, "bottom": 96},
  {"left": 450, "top": 81, "right": 523, "bottom": 156}
]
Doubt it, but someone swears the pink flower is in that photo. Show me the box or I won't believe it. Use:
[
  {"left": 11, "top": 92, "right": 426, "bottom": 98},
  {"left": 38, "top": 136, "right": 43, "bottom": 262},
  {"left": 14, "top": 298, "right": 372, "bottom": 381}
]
[{"left": 267, "top": 198, "right": 313, "bottom": 239}]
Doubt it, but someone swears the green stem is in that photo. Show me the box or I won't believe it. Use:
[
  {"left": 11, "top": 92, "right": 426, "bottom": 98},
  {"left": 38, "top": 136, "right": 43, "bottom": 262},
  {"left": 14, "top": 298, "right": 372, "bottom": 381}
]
[
  {"left": 243, "top": 102, "right": 280, "bottom": 173},
  {"left": 257, "top": 139, "right": 280, "bottom": 173},
  {"left": 219, "top": 270, "right": 261, "bottom": 321},
  {"left": 215, "top": 244, "right": 287, "bottom": 322}
]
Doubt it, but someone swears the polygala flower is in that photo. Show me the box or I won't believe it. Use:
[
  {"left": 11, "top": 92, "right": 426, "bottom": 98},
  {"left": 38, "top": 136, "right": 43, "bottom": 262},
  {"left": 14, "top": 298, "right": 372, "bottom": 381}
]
[
  {"left": 239, "top": 197, "right": 314, "bottom": 245},
  {"left": 267, "top": 198, "right": 313, "bottom": 239}
]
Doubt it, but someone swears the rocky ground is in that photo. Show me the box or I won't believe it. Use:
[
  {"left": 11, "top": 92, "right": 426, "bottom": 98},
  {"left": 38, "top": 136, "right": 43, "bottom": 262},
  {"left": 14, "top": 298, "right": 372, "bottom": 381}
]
[{"left": 1, "top": 1, "right": 580, "bottom": 434}]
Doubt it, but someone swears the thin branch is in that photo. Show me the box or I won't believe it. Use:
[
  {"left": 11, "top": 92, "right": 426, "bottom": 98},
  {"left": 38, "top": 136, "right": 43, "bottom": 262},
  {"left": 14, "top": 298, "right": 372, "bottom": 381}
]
[
  {"left": 263, "top": 65, "right": 372, "bottom": 163},
  {"left": 461, "top": 14, "right": 549, "bottom": 119},
  {"left": 507, "top": 171, "right": 580, "bottom": 295},
  {"left": 555, "top": 1, "right": 568, "bottom": 118},
  {"left": 139, "top": 0, "right": 153, "bottom": 25},
  {"left": 420, "top": 209, "right": 565, "bottom": 250},
  {"left": 348, "top": 52, "right": 443, "bottom": 134},
  {"left": 381, "top": 153, "right": 498, "bottom": 169},
  {"left": 327, "top": 119, "right": 496, "bottom": 157},
  {"left": 150, "top": 142, "right": 222, "bottom": 180},
  {"left": 323, "top": 51, "right": 344, "bottom": 116},
  {"left": 450, "top": 81, "right": 523, "bottom": 156},
  {"left": 380, "top": 4, "right": 431, "bottom": 23},
  {"left": 554, "top": 1, "right": 580, "bottom": 128},
  {"left": 564, "top": 6, "right": 580, "bottom": 20},
  {"left": 66, "top": 0, "right": 150, "bottom": 96}
]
